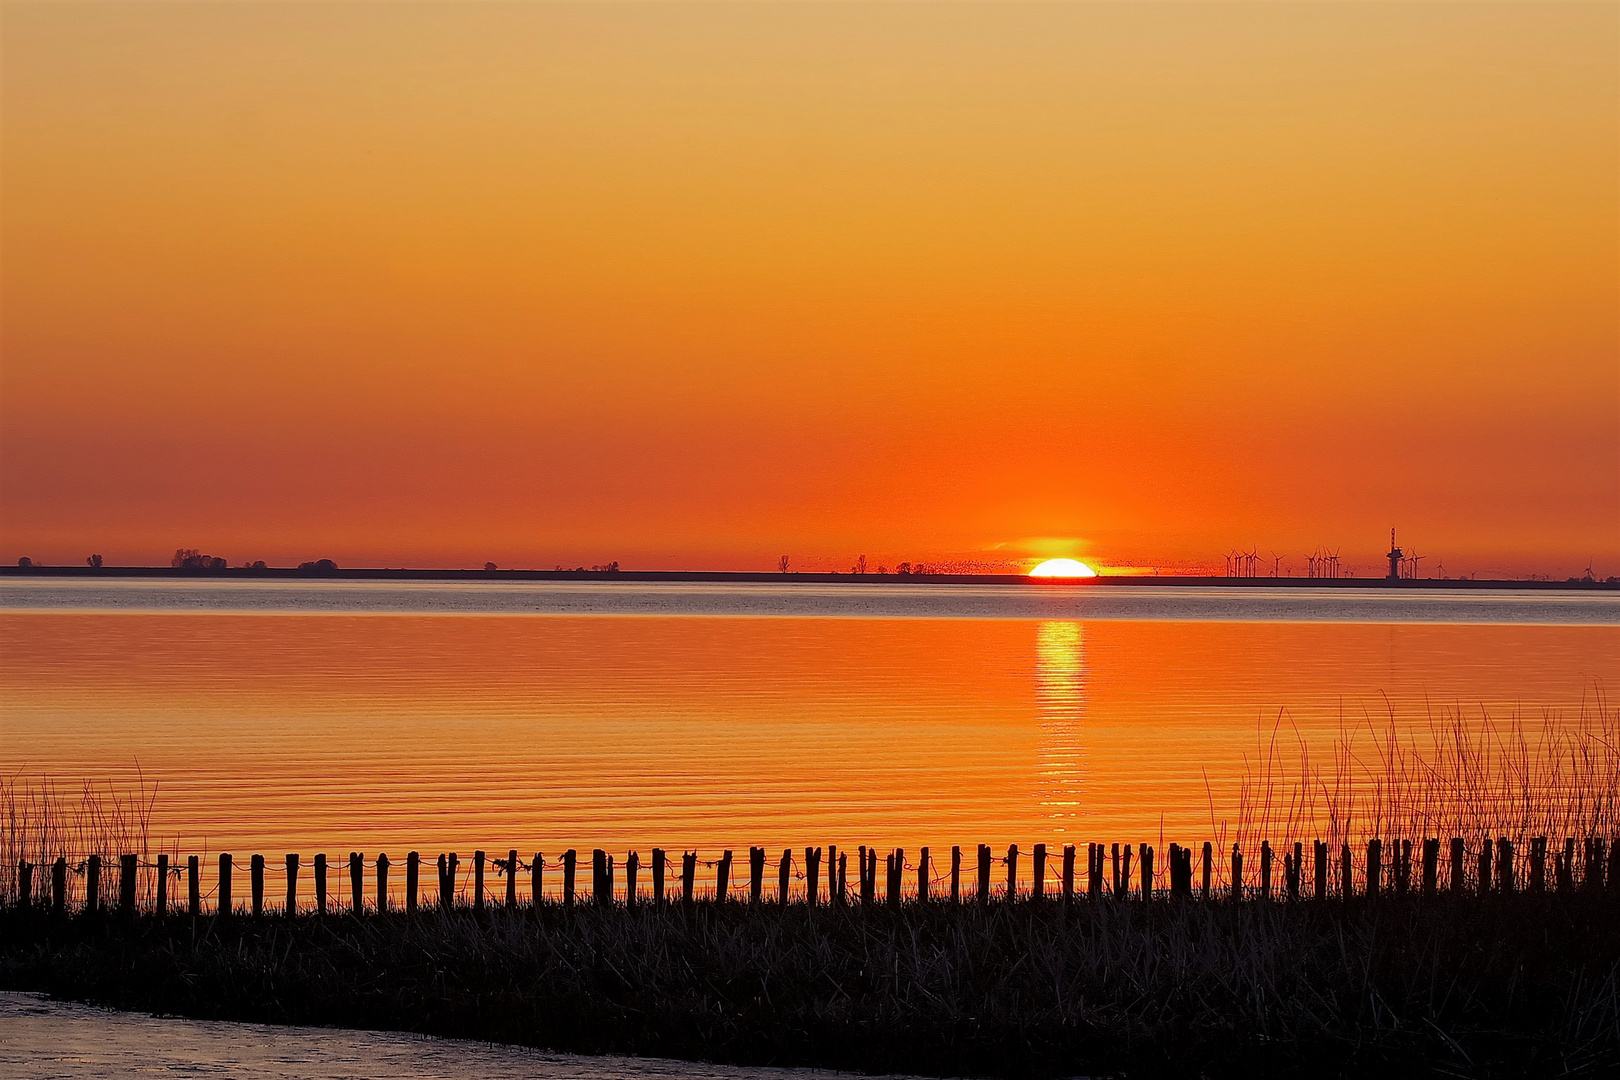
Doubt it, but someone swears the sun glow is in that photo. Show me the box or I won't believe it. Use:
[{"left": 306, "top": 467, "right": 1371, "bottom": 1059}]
[{"left": 1029, "top": 558, "right": 1097, "bottom": 579}]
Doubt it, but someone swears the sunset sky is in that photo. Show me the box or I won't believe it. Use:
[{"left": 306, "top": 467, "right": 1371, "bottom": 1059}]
[{"left": 2, "top": 2, "right": 1615, "bottom": 575}]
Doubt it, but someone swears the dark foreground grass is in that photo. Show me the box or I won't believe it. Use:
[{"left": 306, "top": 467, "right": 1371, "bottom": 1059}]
[{"left": 4, "top": 896, "right": 1619, "bottom": 1078}]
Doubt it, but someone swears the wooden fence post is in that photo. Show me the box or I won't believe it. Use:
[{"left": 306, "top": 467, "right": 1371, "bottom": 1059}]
[
  {"left": 1529, "top": 837, "right": 1546, "bottom": 893},
  {"left": 653, "top": 849, "right": 666, "bottom": 905},
  {"left": 1032, "top": 844, "right": 1046, "bottom": 902},
  {"left": 682, "top": 851, "right": 696, "bottom": 904},
  {"left": 827, "top": 845, "right": 838, "bottom": 904},
  {"left": 1140, "top": 844, "right": 1153, "bottom": 901},
  {"left": 748, "top": 847, "right": 763, "bottom": 905},
  {"left": 86, "top": 854, "right": 101, "bottom": 915},
  {"left": 592, "top": 850, "right": 607, "bottom": 907},
  {"left": 216, "top": 854, "right": 230, "bottom": 917},
  {"left": 286, "top": 854, "right": 299, "bottom": 915},
  {"left": 18, "top": 861, "right": 33, "bottom": 911},
  {"left": 806, "top": 847, "right": 820, "bottom": 906},
  {"left": 1313, "top": 841, "right": 1326, "bottom": 901},
  {"left": 1115, "top": 844, "right": 1132, "bottom": 901},
  {"left": 780, "top": 848, "right": 792, "bottom": 906},
  {"left": 1450, "top": 838, "right": 1466, "bottom": 895},
  {"left": 251, "top": 854, "right": 265, "bottom": 917},
  {"left": 1203, "top": 842, "right": 1213, "bottom": 901},
  {"left": 53, "top": 857, "right": 67, "bottom": 915},
  {"left": 1230, "top": 844, "right": 1242, "bottom": 902},
  {"left": 1497, "top": 838, "right": 1515, "bottom": 894},
  {"left": 717, "top": 849, "right": 732, "bottom": 902},
  {"left": 314, "top": 853, "right": 327, "bottom": 915},
  {"left": 474, "top": 850, "right": 487, "bottom": 912},
  {"left": 977, "top": 844, "right": 991, "bottom": 904},
  {"left": 1396, "top": 839, "right": 1411, "bottom": 895},
  {"left": 376, "top": 853, "right": 390, "bottom": 913},
  {"left": 1340, "top": 843, "right": 1353, "bottom": 900},
  {"left": 120, "top": 853, "right": 138, "bottom": 917},
  {"left": 1089, "top": 844, "right": 1104, "bottom": 901},
  {"left": 1006, "top": 844, "right": 1018, "bottom": 901},
  {"left": 1607, "top": 837, "right": 1620, "bottom": 893},
  {"left": 532, "top": 852, "right": 543, "bottom": 908},
  {"left": 507, "top": 850, "right": 519, "bottom": 910},
  {"left": 1366, "top": 839, "right": 1381, "bottom": 901},
  {"left": 1422, "top": 838, "right": 1438, "bottom": 897},
  {"left": 837, "top": 851, "right": 848, "bottom": 903},
  {"left": 156, "top": 853, "right": 168, "bottom": 918},
  {"left": 627, "top": 851, "right": 640, "bottom": 908},
  {"left": 1284, "top": 842, "right": 1300, "bottom": 901},
  {"left": 562, "top": 850, "right": 576, "bottom": 908},
  {"left": 187, "top": 855, "right": 199, "bottom": 917},
  {"left": 406, "top": 852, "right": 419, "bottom": 915},
  {"left": 1062, "top": 845, "right": 1076, "bottom": 904},
  {"left": 951, "top": 846, "right": 962, "bottom": 904},
  {"left": 350, "top": 852, "right": 365, "bottom": 914},
  {"left": 1259, "top": 842, "right": 1272, "bottom": 901},
  {"left": 1477, "top": 839, "right": 1491, "bottom": 898},
  {"left": 887, "top": 849, "right": 902, "bottom": 908},
  {"left": 917, "top": 847, "right": 928, "bottom": 904}
]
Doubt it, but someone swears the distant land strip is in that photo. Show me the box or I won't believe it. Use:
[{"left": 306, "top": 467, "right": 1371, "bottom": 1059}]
[{"left": 1, "top": 565, "right": 1616, "bottom": 590}]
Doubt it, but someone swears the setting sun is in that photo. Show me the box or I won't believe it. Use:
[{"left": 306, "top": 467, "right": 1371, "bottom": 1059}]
[{"left": 1028, "top": 558, "right": 1097, "bottom": 579}]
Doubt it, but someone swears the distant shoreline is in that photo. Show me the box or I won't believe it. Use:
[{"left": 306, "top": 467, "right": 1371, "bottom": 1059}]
[{"left": 2, "top": 565, "right": 1615, "bottom": 590}]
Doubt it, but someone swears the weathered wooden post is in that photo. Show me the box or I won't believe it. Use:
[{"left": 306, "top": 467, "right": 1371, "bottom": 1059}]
[
  {"left": 531, "top": 852, "right": 543, "bottom": 908},
  {"left": 216, "top": 853, "right": 230, "bottom": 917},
  {"left": 1089, "top": 843, "right": 1104, "bottom": 900},
  {"left": 1230, "top": 844, "right": 1242, "bottom": 902},
  {"left": 627, "top": 851, "right": 640, "bottom": 908},
  {"left": 563, "top": 850, "right": 577, "bottom": 908},
  {"left": 439, "top": 852, "right": 457, "bottom": 911},
  {"left": 1450, "top": 838, "right": 1466, "bottom": 895},
  {"left": 1556, "top": 840, "right": 1573, "bottom": 894},
  {"left": 779, "top": 848, "right": 791, "bottom": 906},
  {"left": 977, "top": 844, "right": 991, "bottom": 904},
  {"left": 806, "top": 847, "right": 820, "bottom": 906},
  {"left": 1313, "top": 841, "right": 1327, "bottom": 901},
  {"left": 747, "top": 847, "right": 763, "bottom": 905},
  {"left": 1203, "top": 842, "right": 1214, "bottom": 901},
  {"left": 156, "top": 854, "right": 168, "bottom": 918},
  {"left": 592, "top": 850, "right": 608, "bottom": 907},
  {"left": 120, "top": 853, "right": 138, "bottom": 917},
  {"left": 915, "top": 847, "right": 927, "bottom": 904},
  {"left": 1166, "top": 844, "right": 1181, "bottom": 898},
  {"left": 1032, "top": 844, "right": 1046, "bottom": 902},
  {"left": 1396, "top": 839, "right": 1411, "bottom": 895},
  {"left": 1062, "top": 845, "right": 1076, "bottom": 904},
  {"left": 837, "top": 851, "right": 848, "bottom": 903},
  {"left": 17, "top": 861, "right": 33, "bottom": 911},
  {"left": 474, "top": 850, "right": 487, "bottom": 912},
  {"left": 187, "top": 855, "right": 199, "bottom": 916},
  {"left": 950, "top": 846, "right": 962, "bottom": 904},
  {"left": 1476, "top": 839, "right": 1491, "bottom": 898},
  {"left": 716, "top": 849, "right": 732, "bottom": 903},
  {"left": 349, "top": 852, "right": 365, "bottom": 914},
  {"left": 1529, "top": 836, "right": 1546, "bottom": 893},
  {"left": 314, "top": 853, "right": 327, "bottom": 915},
  {"left": 1497, "top": 838, "right": 1514, "bottom": 893},
  {"left": 1284, "top": 842, "right": 1300, "bottom": 901},
  {"left": 682, "top": 851, "right": 696, "bottom": 904},
  {"left": 85, "top": 853, "right": 101, "bottom": 915},
  {"left": 285, "top": 854, "right": 299, "bottom": 916},
  {"left": 1586, "top": 837, "right": 1607, "bottom": 892},
  {"left": 507, "top": 850, "right": 519, "bottom": 910},
  {"left": 1340, "top": 843, "right": 1353, "bottom": 900},
  {"left": 653, "top": 849, "right": 666, "bottom": 905},
  {"left": 54, "top": 857, "right": 68, "bottom": 915},
  {"left": 250, "top": 854, "right": 265, "bottom": 917},
  {"left": 406, "top": 852, "right": 419, "bottom": 915},
  {"left": 1006, "top": 844, "right": 1018, "bottom": 901},
  {"left": 827, "top": 845, "right": 839, "bottom": 904},
  {"left": 1259, "top": 841, "right": 1271, "bottom": 901},
  {"left": 1140, "top": 843, "right": 1153, "bottom": 901},
  {"left": 376, "top": 853, "right": 390, "bottom": 913},
  {"left": 859, "top": 847, "right": 875, "bottom": 906},
  {"left": 1422, "top": 838, "right": 1439, "bottom": 897},
  {"left": 1608, "top": 837, "right": 1620, "bottom": 893},
  {"left": 887, "top": 849, "right": 902, "bottom": 908},
  {"left": 1366, "top": 839, "right": 1380, "bottom": 901},
  {"left": 1115, "top": 844, "right": 1132, "bottom": 901}
]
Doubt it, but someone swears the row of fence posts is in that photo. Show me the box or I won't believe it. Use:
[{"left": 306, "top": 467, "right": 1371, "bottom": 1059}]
[{"left": 14, "top": 837, "right": 1620, "bottom": 916}]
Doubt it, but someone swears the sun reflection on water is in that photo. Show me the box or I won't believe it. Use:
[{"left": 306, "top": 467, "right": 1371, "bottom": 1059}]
[{"left": 1035, "top": 620, "right": 1088, "bottom": 829}]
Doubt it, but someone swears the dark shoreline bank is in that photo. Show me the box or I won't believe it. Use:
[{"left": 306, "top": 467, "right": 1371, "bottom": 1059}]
[
  {"left": 5, "top": 896, "right": 1618, "bottom": 1078},
  {"left": 4, "top": 565, "right": 1616, "bottom": 590}
]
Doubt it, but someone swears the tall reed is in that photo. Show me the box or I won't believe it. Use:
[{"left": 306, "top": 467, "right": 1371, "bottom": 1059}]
[{"left": 0, "top": 772, "right": 172, "bottom": 906}]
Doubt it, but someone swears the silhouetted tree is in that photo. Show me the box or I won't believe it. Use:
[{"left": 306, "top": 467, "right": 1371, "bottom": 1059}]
[
  {"left": 172, "top": 548, "right": 200, "bottom": 569},
  {"left": 778, "top": 555, "right": 790, "bottom": 573},
  {"left": 485, "top": 562, "right": 498, "bottom": 571},
  {"left": 86, "top": 554, "right": 103, "bottom": 568},
  {"left": 17, "top": 557, "right": 32, "bottom": 568},
  {"left": 247, "top": 560, "right": 267, "bottom": 570},
  {"left": 297, "top": 559, "right": 338, "bottom": 574},
  {"left": 856, "top": 554, "right": 868, "bottom": 575},
  {"left": 897, "top": 562, "right": 911, "bottom": 576}
]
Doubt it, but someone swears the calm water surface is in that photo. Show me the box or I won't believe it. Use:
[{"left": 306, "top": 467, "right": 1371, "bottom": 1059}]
[{"left": 3, "top": 580, "right": 1616, "bottom": 887}]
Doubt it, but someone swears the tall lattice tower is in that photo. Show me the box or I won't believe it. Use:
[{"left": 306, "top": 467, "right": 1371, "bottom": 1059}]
[{"left": 1386, "top": 528, "right": 1403, "bottom": 580}]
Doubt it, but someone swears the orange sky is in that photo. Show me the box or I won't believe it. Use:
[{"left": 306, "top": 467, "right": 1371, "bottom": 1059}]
[{"left": 2, "top": 3, "right": 1616, "bottom": 575}]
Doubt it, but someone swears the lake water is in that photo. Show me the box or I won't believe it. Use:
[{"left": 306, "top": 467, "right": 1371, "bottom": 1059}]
[
  {"left": 3, "top": 579, "right": 1617, "bottom": 901},
  {"left": 0, "top": 993, "right": 875, "bottom": 1080}
]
